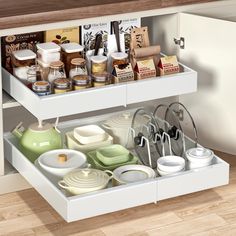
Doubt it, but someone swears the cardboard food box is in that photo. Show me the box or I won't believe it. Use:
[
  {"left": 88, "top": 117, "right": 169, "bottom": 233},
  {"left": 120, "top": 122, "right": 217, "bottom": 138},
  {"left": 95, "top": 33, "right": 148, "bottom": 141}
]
[
  {"left": 158, "top": 56, "right": 180, "bottom": 76},
  {"left": 112, "top": 63, "right": 134, "bottom": 83},
  {"left": 134, "top": 58, "right": 156, "bottom": 80},
  {"left": 81, "top": 23, "right": 110, "bottom": 52},
  {"left": 1, "top": 32, "right": 44, "bottom": 72},
  {"left": 44, "top": 27, "right": 80, "bottom": 44}
]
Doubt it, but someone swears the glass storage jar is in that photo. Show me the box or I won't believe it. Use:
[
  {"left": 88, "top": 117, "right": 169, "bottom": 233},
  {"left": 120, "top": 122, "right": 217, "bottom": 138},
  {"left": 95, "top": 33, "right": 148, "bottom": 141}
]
[
  {"left": 60, "top": 43, "right": 84, "bottom": 76},
  {"left": 53, "top": 78, "right": 71, "bottom": 94},
  {"left": 90, "top": 55, "right": 107, "bottom": 75},
  {"left": 69, "top": 58, "right": 88, "bottom": 78},
  {"left": 72, "top": 75, "right": 91, "bottom": 90},
  {"left": 12, "top": 49, "right": 36, "bottom": 82},
  {"left": 92, "top": 72, "right": 110, "bottom": 87},
  {"left": 26, "top": 65, "right": 43, "bottom": 89},
  {"left": 111, "top": 52, "right": 128, "bottom": 66},
  {"left": 32, "top": 81, "right": 51, "bottom": 96},
  {"left": 47, "top": 61, "right": 66, "bottom": 83}
]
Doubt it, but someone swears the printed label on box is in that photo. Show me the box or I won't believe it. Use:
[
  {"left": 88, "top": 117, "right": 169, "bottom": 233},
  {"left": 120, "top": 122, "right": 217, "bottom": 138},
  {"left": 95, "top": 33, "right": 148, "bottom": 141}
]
[
  {"left": 135, "top": 58, "right": 156, "bottom": 80},
  {"left": 112, "top": 63, "right": 134, "bottom": 83},
  {"left": 158, "top": 56, "right": 180, "bottom": 76}
]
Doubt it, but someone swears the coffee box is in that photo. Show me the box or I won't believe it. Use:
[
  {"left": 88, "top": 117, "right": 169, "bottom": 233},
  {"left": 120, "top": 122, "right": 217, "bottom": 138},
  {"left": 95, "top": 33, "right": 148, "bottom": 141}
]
[
  {"left": 1, "top": 32, "right": 44, "bottom": 72},
  {"left": 158, "top": 56, "right": 180, "bottom": 76},
  {"left": 112, "top": 63, "right": 134, "bottom": 83},
  {"left": 44, "top": 27, "right": 80, "bottom": 44},
  {"left": 134, "top": 58, "right": 156, "bottom": 80}
]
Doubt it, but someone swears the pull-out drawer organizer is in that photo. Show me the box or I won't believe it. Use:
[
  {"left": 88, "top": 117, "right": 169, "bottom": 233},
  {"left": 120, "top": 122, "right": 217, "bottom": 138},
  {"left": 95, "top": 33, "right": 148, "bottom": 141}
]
[{"left": 4, "top": 112, "right": 229, "bottom": 222}]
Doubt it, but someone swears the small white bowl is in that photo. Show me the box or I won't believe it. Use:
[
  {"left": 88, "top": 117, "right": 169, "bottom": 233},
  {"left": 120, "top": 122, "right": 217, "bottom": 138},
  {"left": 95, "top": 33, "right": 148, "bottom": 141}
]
[
  {"left": 185, "top": 147, "right": 214, "bottom": 164},
  {"left": 37, "top": 149, "right": 87, "bottom": 177},
  {"left": 157, "top": 167, "right": 185, "bottom": 176},
  {"left": 73, "top": 125, "right": 107, "bottom": 145},
  {"left": 157, "top": 156, "right": 185, "bottom": 173}
]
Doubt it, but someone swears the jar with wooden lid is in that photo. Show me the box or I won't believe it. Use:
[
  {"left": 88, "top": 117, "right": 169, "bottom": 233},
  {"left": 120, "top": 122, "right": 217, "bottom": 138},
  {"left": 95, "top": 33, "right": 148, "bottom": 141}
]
[
  {"left": 69, "top": 58, "right": 88, "bottom": 78},
  {"left": 48, "top": 61, "right": 66, "bottom": 83},
  {"left": 111, "top": 52, "right": 128, "bottom": 66},
  {"left": 61, "top": 43, "right": 84, "bottom": 76},
  {"left": 32, "top": 81, "right": 51, "bottom": 96},
  {"left": 53, "top": 78, "right": 71, "bottom": 94},
  {"left": 72, "top": 75, "right": 91, "bottom": 90},
  {"left": 90, "top": 55, "right": 107, "bottom": 75},
  {"left": 92, "top": 72, "right": 110, "bottom": 87},
  {"left": 12, "top": 49, "right": 36, "bottom": 82}
]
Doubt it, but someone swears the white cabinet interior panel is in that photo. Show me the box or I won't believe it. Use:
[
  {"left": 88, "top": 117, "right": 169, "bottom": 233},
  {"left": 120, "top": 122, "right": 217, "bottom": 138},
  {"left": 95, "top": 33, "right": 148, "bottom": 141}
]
[{"left": 179, "top": 13, "right": 236, "bottom": 154}]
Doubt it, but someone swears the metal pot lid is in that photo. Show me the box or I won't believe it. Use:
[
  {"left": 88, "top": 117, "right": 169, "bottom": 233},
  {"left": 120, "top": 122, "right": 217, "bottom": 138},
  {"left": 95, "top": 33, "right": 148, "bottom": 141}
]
[
  {"left": 38, "top": 149, "right": 87, "bottom": 170},
  {"left": 62, "top": 168, "right": 111, "bottom": 188},
  {"left": 131, "top": 108, "right": 160, "bottom": 169},
  {"left": 186, "top": 147, "right": 213, "bottom": 159},
  {"left": 168, "top": 102, "right": 198, "bottom": 149}
]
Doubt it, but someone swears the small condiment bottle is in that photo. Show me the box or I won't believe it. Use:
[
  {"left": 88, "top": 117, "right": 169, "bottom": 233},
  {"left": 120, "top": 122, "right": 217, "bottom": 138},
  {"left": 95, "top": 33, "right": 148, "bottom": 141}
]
[
  {"left": 53, "top": 78, "right": 71, "bottom": 94},
  {"left": 32, "top": 81, "right": 51, "bottom": 96},
  {"left": 111, "top": 52, "right": 128, "bottom": 66},
  {"left": 90, "top": 55, "right": 107, "bottom": 75},
  {"left": 11, "top": 49, "right": 36, "bottom": 82},
  {"left": 37, "top": 42, "right": 61, "bottom": 64},
  {"left": 92, "top": 72, "right": 110, "bottom": 87},
  {"left": 26, "top": 65, "right": 43, "bottom": 89},
  {"left": 72, "top": 75, "right": 91, "bottom": 90},
  {"left": 48, "top": 61, "right": 66, "bottom": 83},
  {"left": 69, "top": 58, "right": 88, "bottom": 78},
  {"left": 60, "top": 43, "right": 84, "bottom": 76}
]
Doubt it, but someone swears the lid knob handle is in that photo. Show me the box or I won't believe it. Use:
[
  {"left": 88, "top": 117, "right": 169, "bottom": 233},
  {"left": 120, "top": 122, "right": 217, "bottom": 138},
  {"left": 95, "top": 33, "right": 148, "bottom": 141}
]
[{"left": 82, "top": 169, "right": 91, "bottom": 176}]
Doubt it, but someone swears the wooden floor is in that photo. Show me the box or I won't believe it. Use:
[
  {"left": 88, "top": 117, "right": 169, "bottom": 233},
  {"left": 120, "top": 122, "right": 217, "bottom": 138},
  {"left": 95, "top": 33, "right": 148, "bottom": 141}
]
[{"left": 0, "top": 151, "right": 235, "bottom": 236}]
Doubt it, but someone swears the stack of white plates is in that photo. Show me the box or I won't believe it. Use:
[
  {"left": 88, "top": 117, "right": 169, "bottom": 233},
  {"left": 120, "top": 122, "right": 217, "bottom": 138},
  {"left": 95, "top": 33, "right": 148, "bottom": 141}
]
[
  {"left": 157, "top": 155, "right": 185, "bottom": 176},
  {"left": 185, "top": 147, "right": 214, "bottom": 169}
]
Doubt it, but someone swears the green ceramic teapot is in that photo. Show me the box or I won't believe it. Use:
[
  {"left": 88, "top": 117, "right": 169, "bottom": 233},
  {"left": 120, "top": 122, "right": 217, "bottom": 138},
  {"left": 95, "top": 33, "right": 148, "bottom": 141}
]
[{"left": 12, "top": 120, "right": 62, "bottom": 163}]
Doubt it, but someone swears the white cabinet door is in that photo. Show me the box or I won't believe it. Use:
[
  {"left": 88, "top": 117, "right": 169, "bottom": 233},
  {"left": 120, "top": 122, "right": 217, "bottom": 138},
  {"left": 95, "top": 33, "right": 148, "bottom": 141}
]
[{"left": 179, "top": 13, "right": 236, "bottom": 154}]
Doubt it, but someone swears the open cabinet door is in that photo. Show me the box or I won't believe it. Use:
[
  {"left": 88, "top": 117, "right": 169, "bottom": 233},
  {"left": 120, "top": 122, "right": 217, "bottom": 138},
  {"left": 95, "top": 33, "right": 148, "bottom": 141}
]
[{"left": 178, "top": 13, "right": 236, "bottom": 154}]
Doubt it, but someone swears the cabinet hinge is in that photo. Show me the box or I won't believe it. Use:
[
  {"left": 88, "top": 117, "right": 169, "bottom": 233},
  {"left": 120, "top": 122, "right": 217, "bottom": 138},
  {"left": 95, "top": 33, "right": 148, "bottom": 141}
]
[{"left": 174, "top": 37, "right": 185, "bottom": 49}]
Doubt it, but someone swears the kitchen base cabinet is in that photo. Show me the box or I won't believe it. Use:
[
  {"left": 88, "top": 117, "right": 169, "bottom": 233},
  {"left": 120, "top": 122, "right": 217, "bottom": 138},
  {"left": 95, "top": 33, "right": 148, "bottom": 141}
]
[
  {"left": 3, "top": 115, "right": 229, "bottom": 222},
  {"left": 0, "top": 0, "right": 234, "bottom": 222}
]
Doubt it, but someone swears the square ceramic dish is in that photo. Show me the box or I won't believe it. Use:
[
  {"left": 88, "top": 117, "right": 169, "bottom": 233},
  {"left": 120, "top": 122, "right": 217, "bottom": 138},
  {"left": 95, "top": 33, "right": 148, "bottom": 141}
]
[
  {"left": 96, "top": 144, "right": 130, "bottom": 166},
  {"left": 73, "top": 125, "right": 107, "bottom": 144},
  {"left": 65, "top": 131, "right": 113, "bottom": 153},
  {"left": 87, "top": 151, "right": 139, "bottom": 171}
]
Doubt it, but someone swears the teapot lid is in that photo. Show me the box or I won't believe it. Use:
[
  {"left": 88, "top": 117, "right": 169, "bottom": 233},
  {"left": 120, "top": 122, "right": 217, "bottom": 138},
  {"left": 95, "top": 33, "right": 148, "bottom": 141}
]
[
  {"left": 29, "top": 122, "right": 53, "bottom": 132},
  {"left": 105, "top": 112, "right": 133, "bottom": 128}
]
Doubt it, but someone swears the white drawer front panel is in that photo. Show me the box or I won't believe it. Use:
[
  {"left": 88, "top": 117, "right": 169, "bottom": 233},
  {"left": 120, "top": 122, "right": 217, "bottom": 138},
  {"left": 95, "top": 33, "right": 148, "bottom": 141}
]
[{"left": 157, "top": 158, "right": 229, "bottom": 201}]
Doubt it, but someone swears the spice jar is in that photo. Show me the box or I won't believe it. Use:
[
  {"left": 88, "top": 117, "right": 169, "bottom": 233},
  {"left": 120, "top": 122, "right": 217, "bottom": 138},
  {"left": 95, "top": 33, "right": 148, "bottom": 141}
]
[
  {"left": 48, "top": 61, "right": 66, "bottom": 83},
  {"left": 69, "top": 58, "right": 88, "bottom": 78},
  {"left": 90, "top": 55, "right": 107, "bottom": 74},
  {"left": 72, "top": 75, "right": 91, "bottom": 90},
  {"left": 60, "top": 43, "right": 84, "bottom": 76},
  {"left": 92, "top": 73, "right": 110, "bottom": 87},
  {"left": 53, "top": 78, "right": 71, "bottom": 94},
  {"left": 27, "top": 65, "right": 43, "bottom": 89},
  {"left": 37, "top": 42, "right": 61, "bottom": 64},
  {"left": 12, "top": 49, "right": 36, "bottom": 82},
  {"left": 37, "top": 59, "right": 50, "bottom": 81},
  {"left": 32, "top": 81, "right": 51, "bottom": 96},
  {"left": 111, "top": 52, "right": 128, "bottom": 66}
]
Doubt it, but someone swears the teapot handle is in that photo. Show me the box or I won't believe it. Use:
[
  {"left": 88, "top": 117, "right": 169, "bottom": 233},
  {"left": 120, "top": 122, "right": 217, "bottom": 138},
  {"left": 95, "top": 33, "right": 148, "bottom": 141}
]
[
  {"left": 54, "top": 117, "right": 61, "bottom": 133},
  {"left": 12, "top": 122, "right": 24, "bottom": 139}
]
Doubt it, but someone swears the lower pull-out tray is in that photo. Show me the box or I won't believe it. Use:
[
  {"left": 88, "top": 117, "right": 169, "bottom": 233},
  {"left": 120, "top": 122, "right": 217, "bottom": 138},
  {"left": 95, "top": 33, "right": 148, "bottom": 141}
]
[{"left": 4, "top": 115, "right": 229, "bottom": 222}]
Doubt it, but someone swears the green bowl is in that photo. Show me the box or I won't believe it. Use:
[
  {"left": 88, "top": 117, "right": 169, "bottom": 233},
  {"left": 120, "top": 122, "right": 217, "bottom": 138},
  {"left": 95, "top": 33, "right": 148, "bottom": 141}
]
[
  {"left": 87, "top": 150, "right": 139, "bottom": 171},
  {"left": 96, "top": 144, "right": 130, "bottom": 166}
]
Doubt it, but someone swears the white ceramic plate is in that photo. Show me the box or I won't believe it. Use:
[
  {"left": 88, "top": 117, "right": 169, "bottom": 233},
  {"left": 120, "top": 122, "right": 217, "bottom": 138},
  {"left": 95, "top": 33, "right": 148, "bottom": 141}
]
[
  {"left": 113, "top": 164, "right": 156, "bottom": 185},
  {"left": 38, "top": 149, "right": 87, "bottom": 177}
]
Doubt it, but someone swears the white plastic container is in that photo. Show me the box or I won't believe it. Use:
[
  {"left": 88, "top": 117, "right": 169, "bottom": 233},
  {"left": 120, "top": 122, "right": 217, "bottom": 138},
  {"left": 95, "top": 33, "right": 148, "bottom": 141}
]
[
  {"left": 37, "top": 42, "right": 61, "bottom": 64},
  {"left": 12, "top": 49, "right": 36, "bottom": 81}
]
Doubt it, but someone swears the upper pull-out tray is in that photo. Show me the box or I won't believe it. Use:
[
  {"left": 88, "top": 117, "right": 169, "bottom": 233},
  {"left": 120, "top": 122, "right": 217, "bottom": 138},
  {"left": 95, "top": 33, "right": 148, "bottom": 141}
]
[
  {"left": 3, "top": 114, "right": 229, "bottom": 222},
  {"left": 2, "top": 62, "right": 197, "bottom": 120}
]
